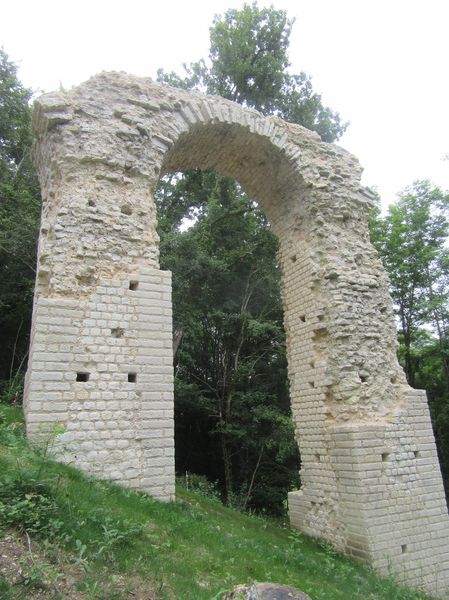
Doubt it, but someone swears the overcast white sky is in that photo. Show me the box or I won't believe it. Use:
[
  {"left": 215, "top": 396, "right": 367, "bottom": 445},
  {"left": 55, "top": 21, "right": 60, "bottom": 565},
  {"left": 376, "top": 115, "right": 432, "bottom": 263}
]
[{"left": 2, "top": 0, "right": 448, "bottom": 206}]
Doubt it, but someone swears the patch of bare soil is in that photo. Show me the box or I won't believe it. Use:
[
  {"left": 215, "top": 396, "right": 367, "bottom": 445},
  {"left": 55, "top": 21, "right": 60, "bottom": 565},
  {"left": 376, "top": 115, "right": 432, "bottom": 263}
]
[
  {"left": 0, "top": 531, "right": 157, "bottom": 599},
  {"left": 0, "top": 531, "right": 84, "bottom": 599}
]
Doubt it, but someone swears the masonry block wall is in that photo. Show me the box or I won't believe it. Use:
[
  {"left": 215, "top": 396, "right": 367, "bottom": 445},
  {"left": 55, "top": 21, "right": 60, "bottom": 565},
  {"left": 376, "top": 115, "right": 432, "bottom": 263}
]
[
  {"left": 24, "top": 270, "right": 174, "bottom": 500},
  {"left": 25, "top": 72, "right": 449, "bottom": 596}
]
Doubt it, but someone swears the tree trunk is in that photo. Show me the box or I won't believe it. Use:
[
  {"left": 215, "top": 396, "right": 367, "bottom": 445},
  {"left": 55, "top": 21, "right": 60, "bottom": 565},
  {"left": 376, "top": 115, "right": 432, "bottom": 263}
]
[
  {"left": 242, "top": 445, "right": 264, "bottom": 510},
  {"left": 221, "top": 427, "right": 233, "bottom": 504}
]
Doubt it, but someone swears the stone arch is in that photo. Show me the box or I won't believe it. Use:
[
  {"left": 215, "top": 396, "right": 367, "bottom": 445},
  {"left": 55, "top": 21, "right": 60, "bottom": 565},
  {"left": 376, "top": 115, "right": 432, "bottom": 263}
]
[{"left": 25, "top": 72, "right": 449, "bottom": 595}]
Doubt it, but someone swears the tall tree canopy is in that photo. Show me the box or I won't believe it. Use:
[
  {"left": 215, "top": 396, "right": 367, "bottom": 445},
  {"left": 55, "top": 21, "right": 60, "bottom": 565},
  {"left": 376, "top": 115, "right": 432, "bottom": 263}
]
[
  {"left": 370, "top": 180, "right": 449, "bottom": 496},
  {"left": 158, "top": 2, "right": 347, "bottom": 143},
  {"left": 370, "top": 180, "right": 449, "bottom": 387},
  {"left": 0, "top": 49, "right": 40, "bottom": 400},
  {"left": 160, "top": 178, "right": 299, "bottom": 511},
  {"left": 155, "top": 3, "right": 348, "bottom": 510},
  {"left": 0, "top": 50, "right": 32, "bottom": 166}
]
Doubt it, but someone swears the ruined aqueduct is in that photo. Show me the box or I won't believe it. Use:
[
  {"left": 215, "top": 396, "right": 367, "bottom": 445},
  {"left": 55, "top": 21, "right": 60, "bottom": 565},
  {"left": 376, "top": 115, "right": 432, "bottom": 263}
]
[{"left": 24, "top": 72, "right": 449, "bottom": 595}]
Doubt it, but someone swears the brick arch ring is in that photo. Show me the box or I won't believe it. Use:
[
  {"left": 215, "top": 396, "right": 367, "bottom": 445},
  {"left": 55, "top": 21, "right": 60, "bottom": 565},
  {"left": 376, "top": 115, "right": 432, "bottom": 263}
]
[{"left": 25, "top": 72, "right": 449, "bottom": 596}]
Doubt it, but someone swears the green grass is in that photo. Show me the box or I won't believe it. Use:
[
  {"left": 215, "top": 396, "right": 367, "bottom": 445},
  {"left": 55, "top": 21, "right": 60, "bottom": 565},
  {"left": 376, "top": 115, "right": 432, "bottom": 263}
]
[{"left": 0, "top": 404, "right": 433, "bottom": 600}]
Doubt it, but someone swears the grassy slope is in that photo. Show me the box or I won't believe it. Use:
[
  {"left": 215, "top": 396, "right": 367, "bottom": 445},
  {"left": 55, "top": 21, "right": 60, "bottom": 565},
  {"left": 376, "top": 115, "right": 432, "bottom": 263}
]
[{"left": 0, "top": 405, "right": 432, "bottom": 600}]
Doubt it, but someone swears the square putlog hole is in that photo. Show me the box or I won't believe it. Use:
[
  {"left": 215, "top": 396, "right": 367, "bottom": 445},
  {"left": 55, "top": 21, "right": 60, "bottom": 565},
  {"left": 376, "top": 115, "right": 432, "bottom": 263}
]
[
  {"left": 128, "top": 373, "right": 137, "bottom": 383},
  {"left": 129, "top": 280, "right": 139, "bottom": 291},
  {"left": 381, "top": 452, "right": 390, "bottom": 462},
  {"left": 76, "top": 372, "right": 89, "bottom": 382},
  {"left": 111, "top": 327, "right": 125, "bottom": 339}
]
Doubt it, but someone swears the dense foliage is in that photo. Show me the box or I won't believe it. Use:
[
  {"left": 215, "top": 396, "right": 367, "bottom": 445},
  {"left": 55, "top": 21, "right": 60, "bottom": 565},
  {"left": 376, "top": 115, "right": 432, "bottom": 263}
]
[
  {"left": 155, "top": 2, "right": 350, "bottom": 511},
  {"left": 157, "top": 174, "right": 299, "bottom": 511},
  {"left": 370, "top": 181, "right": 449, "bottom": 495},
  {"left": 0, "top": 49, "right": 40, "bottom": 402},
  {"left": 158, "top": 3, "right": 346, "bottom": 142}
]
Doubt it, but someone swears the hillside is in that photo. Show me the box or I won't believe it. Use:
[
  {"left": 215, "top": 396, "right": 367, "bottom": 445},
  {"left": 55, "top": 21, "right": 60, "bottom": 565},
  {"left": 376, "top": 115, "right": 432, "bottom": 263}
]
[{"left": 0, "top": 404, "right": 432, "bottom": 600}]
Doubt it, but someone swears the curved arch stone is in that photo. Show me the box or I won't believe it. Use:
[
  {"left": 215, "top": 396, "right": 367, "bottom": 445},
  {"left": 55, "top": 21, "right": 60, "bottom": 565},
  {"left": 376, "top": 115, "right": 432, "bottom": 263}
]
[{"left": 25, "top": 72, "right": 449, "bottom": 595}]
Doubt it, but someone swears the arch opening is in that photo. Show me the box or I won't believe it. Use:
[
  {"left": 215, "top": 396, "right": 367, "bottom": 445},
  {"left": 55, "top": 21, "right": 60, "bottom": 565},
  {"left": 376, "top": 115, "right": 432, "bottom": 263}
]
[
  {"left": 155, "top": 117, "right": 314, "bottom": 512},
  {"left": 155, "top": 164, "right": 301, "bottom": 513}
]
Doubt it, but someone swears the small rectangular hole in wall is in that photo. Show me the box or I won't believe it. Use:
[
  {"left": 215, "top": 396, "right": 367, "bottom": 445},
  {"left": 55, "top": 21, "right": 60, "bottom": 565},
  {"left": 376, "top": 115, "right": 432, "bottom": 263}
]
[
  {"left": 290, "top": 254, "right": 297, "bottom": 263},
  {"left": 300, "top": 315, "right": 306, "bottom": 323},
  {"left": 401, "top": 544, "right": 407, "bottom": 554},
  {"left": 129, "top": 280, "right": 139, "bottom": 291},
  {"left": 414, "top": 450, "right": 420, "bottom": 459},
  {"left": 309, "top": 381, "right": 315, "bottom": 389},
  {"left": 111, "top": 327, "right": 125, "bottom": 338},
  {"left": 128, "top": 372, "right": 137, "bottom": 383},
  {"left": 381, "top": 452, "right": 390, "bottom": 462},
  {"left": 76, "top": 372, "right": 89, "bottom": 382},
  {"left": 315, "top": 453, "right": 321, "bottom": 463}
]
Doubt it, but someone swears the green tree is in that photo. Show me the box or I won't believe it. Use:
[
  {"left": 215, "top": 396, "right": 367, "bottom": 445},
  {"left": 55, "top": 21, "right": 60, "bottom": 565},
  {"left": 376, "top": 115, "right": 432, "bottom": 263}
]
[
  {"left": 370, "top": 180, "right": 449, "bottom": 497},
  {"left": 370, "top": 180, "right": 449, "bottom": 386},
  {"left": 158, "top": 2, "right": 347, "bottom": 143},
  {"left": 155, "top": 2, "right": 348, "bottom": 510},
  {"left": 0, "top": 49, "right": 40, "bottom": 400},
  {"left": 159, "top": 177, "right": 299, "bottom": 511}
]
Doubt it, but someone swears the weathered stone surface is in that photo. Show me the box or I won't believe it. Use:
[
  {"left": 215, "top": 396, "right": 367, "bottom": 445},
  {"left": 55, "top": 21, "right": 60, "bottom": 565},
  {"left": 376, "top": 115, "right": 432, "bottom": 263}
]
[
  {"left": 224, "top": 582, "right": 312, "bottom": 599},
  {"left": 24, "top": 72, "right": 449, "bottom": 597}
]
